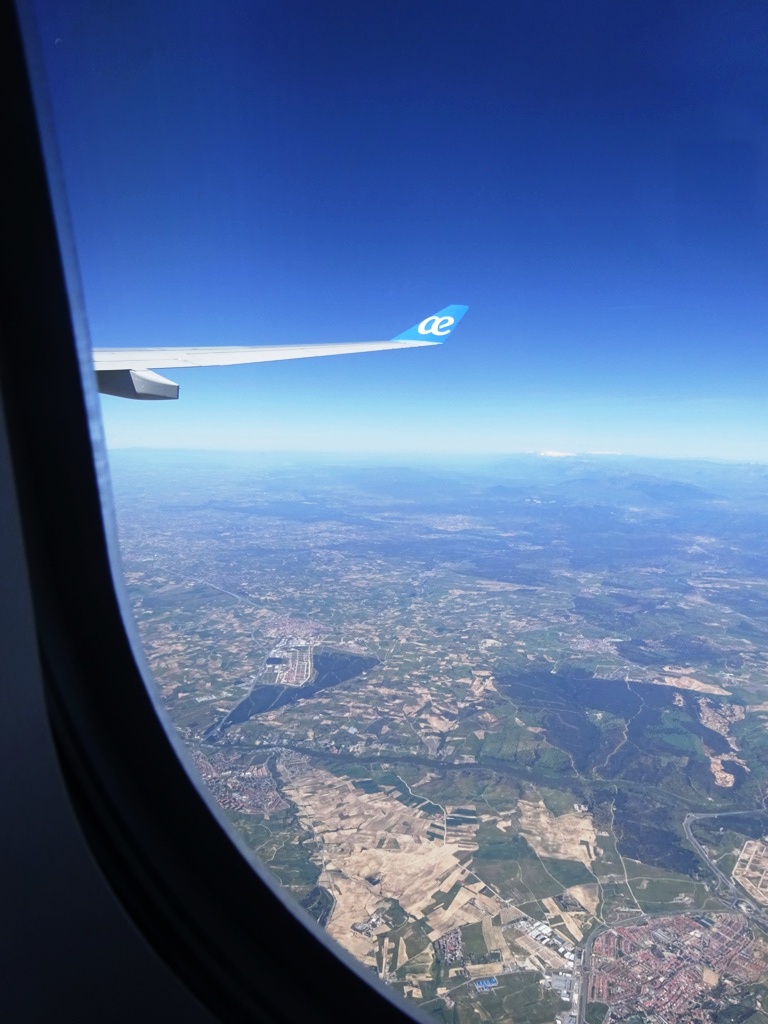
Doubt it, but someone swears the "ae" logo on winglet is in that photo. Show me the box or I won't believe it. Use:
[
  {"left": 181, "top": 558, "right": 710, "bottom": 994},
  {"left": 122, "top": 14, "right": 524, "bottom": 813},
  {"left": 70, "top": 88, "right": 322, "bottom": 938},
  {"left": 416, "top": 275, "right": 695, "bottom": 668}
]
[{"left": 417, "top": 315, "right": 455, "bottom": 336}]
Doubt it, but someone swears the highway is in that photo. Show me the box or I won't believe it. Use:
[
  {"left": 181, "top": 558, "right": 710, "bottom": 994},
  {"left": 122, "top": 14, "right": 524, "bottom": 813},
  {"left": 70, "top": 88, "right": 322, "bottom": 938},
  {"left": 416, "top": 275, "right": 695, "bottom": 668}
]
[{"left": 682, "top": 810, "right": 768, "bottom": 928}]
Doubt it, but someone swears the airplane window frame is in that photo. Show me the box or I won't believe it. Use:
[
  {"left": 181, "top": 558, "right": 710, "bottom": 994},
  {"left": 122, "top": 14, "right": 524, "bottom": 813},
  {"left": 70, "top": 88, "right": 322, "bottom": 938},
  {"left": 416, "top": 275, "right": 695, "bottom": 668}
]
[{"left": 0, "top": 5, "right": 427, "bottom": 1022}]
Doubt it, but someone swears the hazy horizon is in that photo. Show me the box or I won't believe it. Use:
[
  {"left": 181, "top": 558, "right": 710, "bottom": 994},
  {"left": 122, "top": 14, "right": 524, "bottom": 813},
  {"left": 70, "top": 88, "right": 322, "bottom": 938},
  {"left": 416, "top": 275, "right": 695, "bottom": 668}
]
[{"left": 30, "top": 0, "right": 768, "bottom": 465}]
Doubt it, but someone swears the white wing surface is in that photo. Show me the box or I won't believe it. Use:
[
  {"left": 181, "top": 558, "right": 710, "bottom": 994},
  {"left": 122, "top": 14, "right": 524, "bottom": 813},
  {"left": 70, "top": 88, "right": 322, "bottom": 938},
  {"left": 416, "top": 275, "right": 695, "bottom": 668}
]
[
  {"left": 93, "top": 305, "right": 468, "bottom": 399},
  {"left": 93, "top": 339, "right": 439, "bottom": 371}
]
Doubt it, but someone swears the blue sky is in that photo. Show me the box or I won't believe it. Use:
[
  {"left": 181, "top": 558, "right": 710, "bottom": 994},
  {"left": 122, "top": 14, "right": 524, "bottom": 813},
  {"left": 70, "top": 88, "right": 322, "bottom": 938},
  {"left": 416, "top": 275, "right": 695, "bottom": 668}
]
[{"left": 32, "top": 0, "right": 768, "bottom": 459}]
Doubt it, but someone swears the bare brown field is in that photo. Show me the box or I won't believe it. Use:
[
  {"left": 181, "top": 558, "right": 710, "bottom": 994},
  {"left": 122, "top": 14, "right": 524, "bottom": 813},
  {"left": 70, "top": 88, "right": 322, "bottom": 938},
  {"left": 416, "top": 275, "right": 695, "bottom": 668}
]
[
  {"left": 465, "top": 962, "right": 501, "bottom": 979},
  {"left": 422, "top": 712, "right": 456, "bottom": 733},
  {"left": 559, "top": 911, "right": 584, "bottom": 942},
  {"left": 702, "top": 967, "right": 719, "bottom": 986},
  {"left": 708, "top": 752, "right": 750, "bottom": 788},
  {"left": 282, "top": 765, "right": 487, "bottom": 961},
  {"left": 481, "top": 914, "right": 509, "bottom": 958},
  {"left": 656, "top": 669, "right": 731, "bottom": 696},
  {"left": 567, "top": 883, "right": 600, "bottom": 916},
  {"left": 517, "top": 799, "right": 597, "bottom": 870},
  {"left": 542, "top": 897, "right": 560, "bottom": 916}
]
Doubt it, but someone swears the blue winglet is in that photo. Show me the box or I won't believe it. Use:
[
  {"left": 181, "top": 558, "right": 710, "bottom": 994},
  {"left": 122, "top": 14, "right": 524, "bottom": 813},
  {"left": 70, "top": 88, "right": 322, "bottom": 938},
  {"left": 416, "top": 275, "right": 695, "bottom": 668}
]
[{"left": 392, "top": 304, "right": 469, "bottom": 342}]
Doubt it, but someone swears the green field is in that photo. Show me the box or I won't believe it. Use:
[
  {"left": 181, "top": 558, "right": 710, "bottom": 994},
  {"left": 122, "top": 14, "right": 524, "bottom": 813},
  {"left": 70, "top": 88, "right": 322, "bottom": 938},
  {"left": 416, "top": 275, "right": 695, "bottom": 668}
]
[
  {"left": 448, "top": 971, "right": 566, "bottom": 1024},
  {"left": 631, "top": 876, "right": 711, "bottom": 911},
  {"left": 690, "top": 821, "right": 752, "bottom": 866},
  {"left": 517, "top": 857, "right": 574, "bottom": 899},
  {"left": 225, "top": 808, "right": 320, "bottom": 896},
  {"left": 471, "top": 857, "right": 528, "bottom": 901},
  {"left": 461, "top": 922, "right": 488, "bottom": 958},
  {"left": 537, "top": 785, "right": 580, "bottom": 817},
  {"left": 592, "top": 831, "right": 624, "bottom": 878},
  {"left": 623, "top": 858, "right": 691, "bottom": 881},
  {"left": 541, "top": 857, "right": 594, "bottom": 888},
  {"left": 585, "top": 1002, "right": 609, "bottom": 1024}
]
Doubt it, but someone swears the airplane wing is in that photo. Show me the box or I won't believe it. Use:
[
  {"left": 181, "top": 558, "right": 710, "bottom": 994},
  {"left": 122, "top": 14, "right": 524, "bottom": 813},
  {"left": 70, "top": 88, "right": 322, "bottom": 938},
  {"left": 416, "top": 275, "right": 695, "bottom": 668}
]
[{"left": 93, "top": 304, "right": 468, "bottom": 400}]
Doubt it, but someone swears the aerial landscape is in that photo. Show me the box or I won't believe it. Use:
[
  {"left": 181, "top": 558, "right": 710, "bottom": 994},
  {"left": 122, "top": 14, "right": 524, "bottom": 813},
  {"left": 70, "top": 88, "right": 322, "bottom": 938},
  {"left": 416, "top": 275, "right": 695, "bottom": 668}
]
[
  {"left": 109, "top": 450, "right": 768, "bottom": 1024},
  {"left": 32, "top": 0, "right": 768, "bottom": 1016}
]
